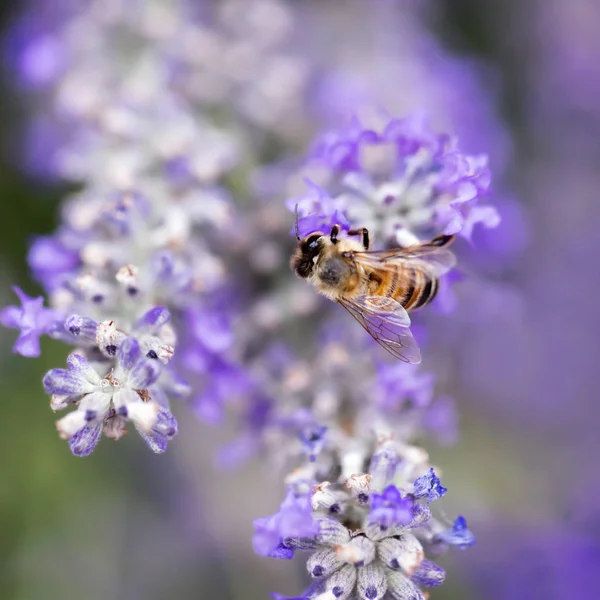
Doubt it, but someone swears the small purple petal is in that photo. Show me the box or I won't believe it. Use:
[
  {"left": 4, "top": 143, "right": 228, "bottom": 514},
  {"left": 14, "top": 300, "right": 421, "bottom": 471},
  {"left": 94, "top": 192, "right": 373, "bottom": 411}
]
[
  {"left": 27, "top": 236, "right": 79, "bottom": 289},
  {"left": 43, "top": 368, "right": 91, "bottom": 395},
  {"left": 411, "top": 559, "right": 445, "bottom": 587},
  {"left": 189, "top": 309, "right": 233, "bottom": 353},
  {"left": 253, "top": 487, "right": 318, "bottom": 559},
  {"left": 136, "top": 407, "right": 178, "bottom": 453},
  {"left": 193, "top": 392, "right": 224, "bottom": 425},
  {"left": 435, "top": 516, "right": 476, "bottom": 549},
  {"left": 129, "top": 358, "right": 161, "bottom": 389},
  {"left": 12, "top": 331, "right": 42, "bottom": 357},
  {"left": 295, "top": 210, "right": 350, "bottom": 239},
  {"left": 298, "top": 424, "right": 327, "bottom": 461},
  {"left": 267, "top": 543, "right": 295, "bottom": 560},
  {"left": 0, "top": 306, "right": 21, "bottom": 328},
  {"left": 413, "top": 468, "right": 448, "bottom": 503},
  {"left": 369, "top": 485, "right": 414, "bottom": 529},
  {"left": 1, "top": 287, "right": 57, "bottom": 358},
  {"left": 68, "top": 423, "right": 102, "bottom": 457},
  {"left": 65, "top": 352, "right": 92, "bottom": 374},
  {"left": 407, "top": 504, "right": 432, "bottom": 529},
  {"left": 118, "top": 337, "right": 142, "bottom": 372},
  {"left": 64, "top": 315, "right": 97, "bottom": 340},
  {"left": 134, "top": 306, "right": 171, "bottom": 332}
]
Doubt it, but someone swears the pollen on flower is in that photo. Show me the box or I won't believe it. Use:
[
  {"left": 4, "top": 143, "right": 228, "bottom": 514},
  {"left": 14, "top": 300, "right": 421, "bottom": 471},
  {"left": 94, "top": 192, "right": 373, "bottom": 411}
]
[
  {"left": 115, "top": 264, "right": 139, "bottom": 289},
  {"left": 50, "top": 395, "right": 70, "bottom": 412},
  {"left": 137, "top": 389, "right": 151, "bottom": 403},
  {"left": 345, "top": 474, "right": 372, "bottom": 496}
]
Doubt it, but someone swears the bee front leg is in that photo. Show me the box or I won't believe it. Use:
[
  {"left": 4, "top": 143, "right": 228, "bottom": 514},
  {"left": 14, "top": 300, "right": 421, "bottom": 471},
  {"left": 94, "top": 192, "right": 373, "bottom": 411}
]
[
  {"left": 348, "top": 227, "right": 370, "bottom": 250},
  {"left": 330, "top": 224, "right": 340, "bottom": 244}
]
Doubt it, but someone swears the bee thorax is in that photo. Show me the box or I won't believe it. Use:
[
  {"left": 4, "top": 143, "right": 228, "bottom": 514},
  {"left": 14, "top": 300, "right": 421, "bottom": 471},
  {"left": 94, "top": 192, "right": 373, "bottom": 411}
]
[{"left": 317, "top": 257, "right": 354, "bottom": 290}]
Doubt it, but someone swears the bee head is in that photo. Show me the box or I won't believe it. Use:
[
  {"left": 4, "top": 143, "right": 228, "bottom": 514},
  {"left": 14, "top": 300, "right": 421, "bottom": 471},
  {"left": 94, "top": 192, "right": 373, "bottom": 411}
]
[{"left": 291, "top": 232, "right": 325, "bottom": 278}]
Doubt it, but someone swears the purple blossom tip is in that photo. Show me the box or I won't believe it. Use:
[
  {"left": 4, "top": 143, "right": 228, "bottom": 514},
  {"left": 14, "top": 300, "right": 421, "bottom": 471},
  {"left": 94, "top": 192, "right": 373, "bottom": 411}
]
[
  {"left": 136, "top": 407, "right": 178, "bottom": 454},
  {"left": 435, "top": 515, "right": 476, "bottom": 549},
  {"left": 295, "top": 210, "right": 350, "bottom": 239},
  {"left": 65, "top": 352, "right": 90, "bottom": 372},
  {"left": 411, "top": 559, "right": 446, "bottom": 587},
  {"left": 413, "top": 468, "right": 448, "bottom": 503},
  {"left": 129, "top": 358, "right": 162, "bottom": 389},
  {"left": 118, "top": 337, "right": 142, "bottom": 372},
  {"left": 43, "top": 367, "right": 88, "bottom": 396},
  {"left": 298, "top": 424, "right": 327, "bottom": 460},
  {"left": 68, "top": 423, "right": 102, "bottom": 457},
  {"left": 45, "top": 352, "right": 101, "bottom": 396},
  {"left": 64, "top": 314, "right": 97, "bottom": 340},
  {"left": 135, "top": 306, "right": 171, "bottom": 332}
]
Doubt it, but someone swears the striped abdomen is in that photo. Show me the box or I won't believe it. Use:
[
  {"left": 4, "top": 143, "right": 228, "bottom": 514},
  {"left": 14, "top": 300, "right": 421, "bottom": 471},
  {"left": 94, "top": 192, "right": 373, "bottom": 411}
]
[{"left": 367, "top": 264, "right": 439, "bottom": 311}]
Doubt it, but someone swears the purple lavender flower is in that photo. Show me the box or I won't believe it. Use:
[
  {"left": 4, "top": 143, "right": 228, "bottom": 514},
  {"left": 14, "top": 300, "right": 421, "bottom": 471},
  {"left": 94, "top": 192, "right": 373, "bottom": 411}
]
[
  {"left": 0, "top": 287, "right": 58, "bottom": 357},
  {"left": 295, "top": 113, "right": 498, "bottom": 245},
  {"left": 253, "top": 484, "right": 319, "bottom": 560},
  {"left": 27, "top": 235, "right": 80, "bottom": 290},
  {"left": 259, "top": 443, "right": 470, "bottom": 600},
  {"left": 413, "top": 468, "right": 448, "bottom": 503},
  {"left": 368, "top": 485, "right": 414, "bottom": 530},
  {"left": 44, "top": 338, "right": 177, "bottom": 456},
  {"left": 435, "top": 516, "right": 476, "bottom": 549},
  {"left": 373, "top": 362, "right": 435, "bottom": 411},
  {"left": 265, "top": 479, "right": 443, "bottom": 600}
]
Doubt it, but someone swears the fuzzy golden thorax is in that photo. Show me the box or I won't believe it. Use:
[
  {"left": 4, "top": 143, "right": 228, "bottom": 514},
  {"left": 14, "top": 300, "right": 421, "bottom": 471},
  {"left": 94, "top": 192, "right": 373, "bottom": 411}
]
[{"left": 291, "top": 233, "right": 366, "bottom": 301}]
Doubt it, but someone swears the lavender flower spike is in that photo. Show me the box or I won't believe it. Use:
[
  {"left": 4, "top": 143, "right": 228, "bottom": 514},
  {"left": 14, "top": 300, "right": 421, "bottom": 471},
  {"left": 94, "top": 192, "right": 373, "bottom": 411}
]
[{"left": 260, "top": 443, "right": 464, "bottom": 600}]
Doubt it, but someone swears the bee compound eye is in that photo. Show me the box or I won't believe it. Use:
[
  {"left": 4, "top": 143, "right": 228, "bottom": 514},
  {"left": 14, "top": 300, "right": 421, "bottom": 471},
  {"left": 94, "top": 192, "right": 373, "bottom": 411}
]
[{"left": 302, "top": 234, "right": 322, "bottom": 254}]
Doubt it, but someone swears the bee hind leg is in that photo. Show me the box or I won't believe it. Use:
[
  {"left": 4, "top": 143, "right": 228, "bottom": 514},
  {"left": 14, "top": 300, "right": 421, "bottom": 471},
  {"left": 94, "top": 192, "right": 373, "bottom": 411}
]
[{"left": 348, "top": 227, "right": 370, "bottom": 250}]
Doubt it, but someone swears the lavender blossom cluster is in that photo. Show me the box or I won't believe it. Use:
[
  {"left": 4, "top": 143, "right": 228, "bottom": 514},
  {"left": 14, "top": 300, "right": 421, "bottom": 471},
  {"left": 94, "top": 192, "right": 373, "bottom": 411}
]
[{"left": 2, "top": 1, "right": 501, "bottom": 598}]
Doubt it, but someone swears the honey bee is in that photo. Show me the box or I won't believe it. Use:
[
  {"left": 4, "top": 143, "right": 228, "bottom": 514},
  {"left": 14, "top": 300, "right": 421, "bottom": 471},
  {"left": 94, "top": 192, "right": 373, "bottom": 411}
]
[{"left": 291, "top": 214, "right": 456, "bottom": 364}]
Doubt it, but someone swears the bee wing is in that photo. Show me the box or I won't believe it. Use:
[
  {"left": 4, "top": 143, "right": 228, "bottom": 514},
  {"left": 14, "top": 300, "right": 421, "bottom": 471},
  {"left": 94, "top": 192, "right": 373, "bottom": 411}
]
[
  {"left": 338, "top": 295, "right": 422, "bottom": 364},
  {"left": 352, "top": 244, "right": 456, "bottom": 278}
]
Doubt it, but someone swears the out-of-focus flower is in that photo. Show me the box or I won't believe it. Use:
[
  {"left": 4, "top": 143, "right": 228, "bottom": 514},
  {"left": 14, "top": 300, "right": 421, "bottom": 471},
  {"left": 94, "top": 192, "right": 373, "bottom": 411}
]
[
  {"left": 293, "top": 113, "right": 496, "bottom": 246},
  {"left": 0, "top": 287, "right": 59, "bottom": 357},
  {"left": 435, "top": 516, "right": 476, "bottom": 550},
  {"left": 253, "top": 483, "right": 319, "bottom": 560}
]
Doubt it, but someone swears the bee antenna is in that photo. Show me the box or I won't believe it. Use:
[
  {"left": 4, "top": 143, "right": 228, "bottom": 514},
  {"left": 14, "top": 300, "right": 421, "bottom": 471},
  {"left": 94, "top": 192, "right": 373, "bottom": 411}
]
[{"left": 294, "top": 204, "right": 300, "bottom": 240}]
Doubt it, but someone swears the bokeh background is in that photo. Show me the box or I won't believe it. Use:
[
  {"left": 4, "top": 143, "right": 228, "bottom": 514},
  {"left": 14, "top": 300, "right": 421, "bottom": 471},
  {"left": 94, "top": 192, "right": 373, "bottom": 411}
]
[{"left": 1, "top": 1, "right": 599, "bottom": 599}]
